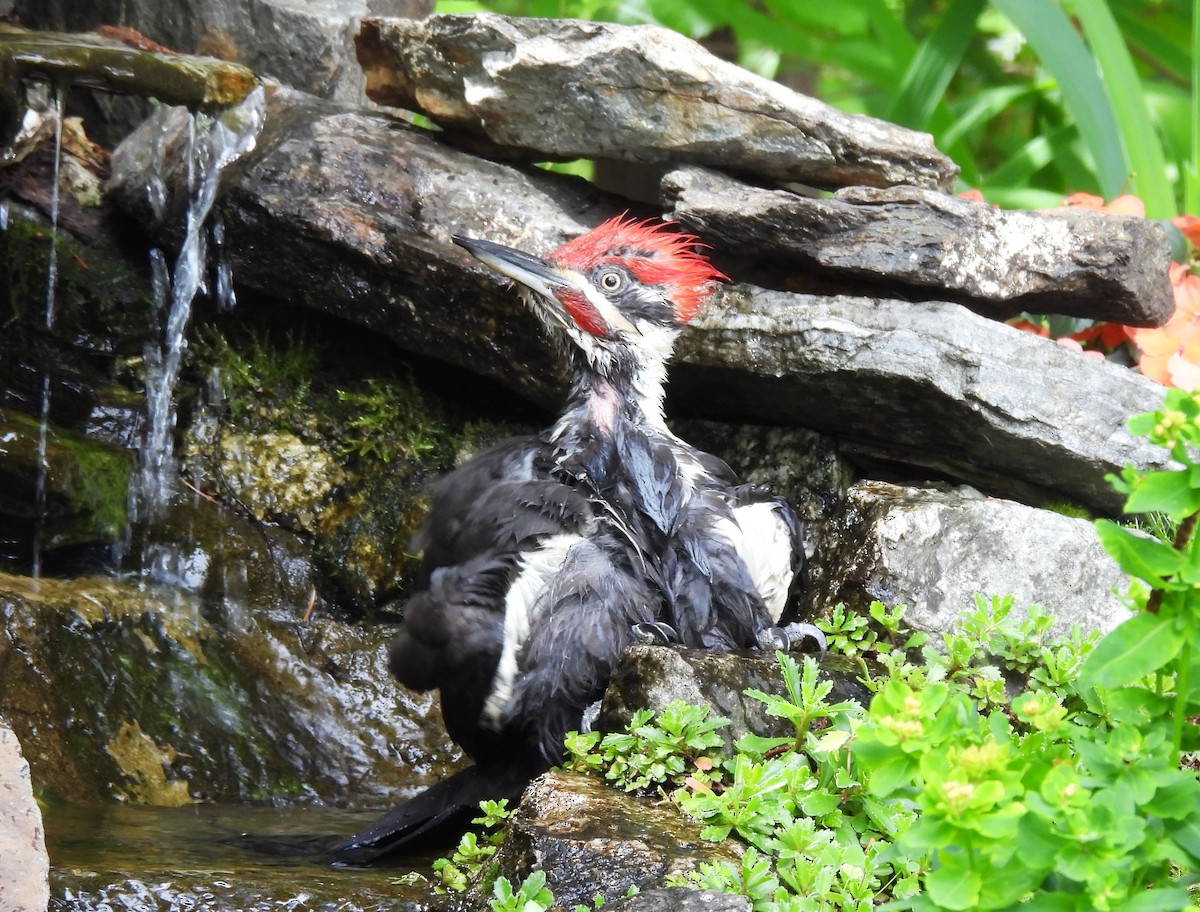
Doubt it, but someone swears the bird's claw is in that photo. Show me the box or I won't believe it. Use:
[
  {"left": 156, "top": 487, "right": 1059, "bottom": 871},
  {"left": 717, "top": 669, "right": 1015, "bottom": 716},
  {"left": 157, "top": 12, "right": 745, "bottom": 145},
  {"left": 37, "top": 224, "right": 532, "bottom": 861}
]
[
  {"left": 757, "top": 622, "right": 827, "bottom": 654},
  {"left": 580, "top": 700, "right": 602, "bottom": 734},
  {"left": 631, "top": 621, "right": 678, "bottom": 646}
]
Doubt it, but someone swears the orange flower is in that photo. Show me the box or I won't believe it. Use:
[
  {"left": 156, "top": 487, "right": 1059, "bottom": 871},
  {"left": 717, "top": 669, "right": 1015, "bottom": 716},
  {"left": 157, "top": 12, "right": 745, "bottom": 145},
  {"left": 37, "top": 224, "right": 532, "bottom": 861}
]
[
  {"left": 1172, "top": 215, "right": 1200, "bottom": 248},
  {"left": 1062, "top": 192, "right": 1147, "bottom": 218},
  {"left": 1009, "top": 318, "right": 1049, "bottom": 337},
  {"left": 958, "top": 188, "right": 987, "bottom": 203},
  {"left": 1129, "top": 264, "right": 1200, "bottom": 389}
]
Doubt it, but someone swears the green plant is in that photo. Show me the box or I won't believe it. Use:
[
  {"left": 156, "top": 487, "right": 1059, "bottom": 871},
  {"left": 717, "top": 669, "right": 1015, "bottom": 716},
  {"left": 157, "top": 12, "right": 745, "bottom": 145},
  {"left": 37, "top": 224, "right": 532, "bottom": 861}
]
[
  {"left": 491, "top": 870, "right": 555, "bottom": 912},
  {"left": 430, "top": 799, "right": 513, "bottom": 893},
  {"left": 847, "top": 389, "right": 1200, "bottom": 911},
  {"left": 563, "top": 701, "right": 729, "bottom": 792}
]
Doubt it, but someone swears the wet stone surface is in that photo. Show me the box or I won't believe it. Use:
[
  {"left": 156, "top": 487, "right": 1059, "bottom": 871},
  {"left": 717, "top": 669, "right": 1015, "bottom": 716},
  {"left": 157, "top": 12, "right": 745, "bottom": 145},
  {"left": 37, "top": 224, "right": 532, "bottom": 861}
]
[
  {"left": 494, "top": 770, "right": 742, "bottom": 910},
  {"left": 45, "top": 803, "right": 434, "bottom": 912}
]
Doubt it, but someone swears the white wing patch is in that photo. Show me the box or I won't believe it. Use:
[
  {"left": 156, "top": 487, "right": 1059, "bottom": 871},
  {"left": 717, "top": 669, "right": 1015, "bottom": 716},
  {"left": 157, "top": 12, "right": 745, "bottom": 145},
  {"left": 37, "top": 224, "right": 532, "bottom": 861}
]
[
  {"left": 482, "top": 534, "right": 583, "bottom": 730},
  {"left": 727, "top": 502, "right": 797, "bottom": 623}
]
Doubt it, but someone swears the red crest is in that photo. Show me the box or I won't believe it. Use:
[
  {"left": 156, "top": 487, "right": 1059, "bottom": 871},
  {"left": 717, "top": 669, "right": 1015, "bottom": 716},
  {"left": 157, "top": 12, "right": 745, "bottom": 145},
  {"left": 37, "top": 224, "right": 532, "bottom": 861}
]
[{"left": 549, "top": 216, "right": 727, "bottom": 324}]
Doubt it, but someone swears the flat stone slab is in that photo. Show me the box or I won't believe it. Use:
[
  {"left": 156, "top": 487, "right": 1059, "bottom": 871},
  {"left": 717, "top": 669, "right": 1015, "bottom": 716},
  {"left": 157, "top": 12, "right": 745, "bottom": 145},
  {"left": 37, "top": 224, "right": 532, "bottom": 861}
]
[
  {"left": 673, "top": 285, "right": 1174, "bottom": 514},
  {"left": 664, "top": 166, "right": 1174, "bottom": 327},
  {"left": 14, "top": 0, "right": 431, "bottom": 104},
  {"left": 110, "top": 87, "right": 631, "bottom": 406},
  {"left": 0, "top": 24, "right": 257, "bottom": 110},
  {"left": 357, "top": 13, "right": 957, "bottom": 191},
  {"left": 812, "top": 481, "right": 1133, "bottom": 638}
]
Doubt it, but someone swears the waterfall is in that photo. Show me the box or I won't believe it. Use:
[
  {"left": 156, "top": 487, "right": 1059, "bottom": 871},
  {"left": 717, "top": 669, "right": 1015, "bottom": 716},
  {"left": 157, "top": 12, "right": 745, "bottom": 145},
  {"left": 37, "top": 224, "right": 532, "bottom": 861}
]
[
  {"left": 134, "top": 87, "right": 265, "bottom": 522},
  {"left": 31, "top": 83, "right": 66, "bottom": 580}
]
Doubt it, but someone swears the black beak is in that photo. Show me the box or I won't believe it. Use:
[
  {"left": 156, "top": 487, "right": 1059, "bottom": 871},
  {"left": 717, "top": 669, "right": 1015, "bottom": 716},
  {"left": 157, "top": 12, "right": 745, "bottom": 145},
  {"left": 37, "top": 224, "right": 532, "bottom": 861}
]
[{"left": 453, "top": 235, "right": 572, "bottom": 296}]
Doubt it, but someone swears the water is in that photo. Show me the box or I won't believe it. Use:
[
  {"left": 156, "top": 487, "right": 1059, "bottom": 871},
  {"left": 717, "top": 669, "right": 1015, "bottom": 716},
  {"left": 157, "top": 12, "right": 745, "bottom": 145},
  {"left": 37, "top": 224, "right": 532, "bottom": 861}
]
[
  {"left": 31, "top": 82, "right": 67, "bottom": 580},
  {"left": 136, "top": 87, "right": 266, "bottom": 521},
  {"left": 44, "top": 803, "right": 434, "bottom": 912}
]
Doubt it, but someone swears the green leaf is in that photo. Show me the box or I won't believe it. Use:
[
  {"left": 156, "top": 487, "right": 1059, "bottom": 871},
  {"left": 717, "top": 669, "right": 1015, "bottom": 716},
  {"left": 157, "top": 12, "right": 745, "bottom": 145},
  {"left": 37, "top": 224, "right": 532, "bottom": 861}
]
[
  {"left": 992, "top": 0, "right": 1129, "bottom": 199},
  {"left": 1071, "top": 0, "right": 1176, "bottom": 217},
  {"left": 1093, "top": 519, "right": 1187, "bottom": 584},
  {"left": 1079, "top": 612, "right": 1184, "bottom": 689},
  {"left": 924, "top": 851, "right": 982, "bottom": 910},
  {"left": 1123, "top": 469, "right": 1200, "bottom": 518},
  {"left": 1168, "top": 808, "right": 1200, "bottom": 862},
  {"left": 1111, "top": 7, "right": 1193, "bottom": 83},
  {"left": 858, "top": 745, "right": 919, "bottom": 797},
  {"left": 887, "top": 0, "right": 986, "bottom": 130},
  {"left": 1122, "top": 887, "right": 1194, "bottom": 912},
  {"left": 941, "top": 85, "right": 1036, "bottom": 150}
]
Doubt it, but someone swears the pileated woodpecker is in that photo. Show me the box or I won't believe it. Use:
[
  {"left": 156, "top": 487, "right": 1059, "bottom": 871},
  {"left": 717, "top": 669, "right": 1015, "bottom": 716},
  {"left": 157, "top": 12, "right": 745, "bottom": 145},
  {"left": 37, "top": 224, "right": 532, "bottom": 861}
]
[{"left": 331, "top": 216, "right": 807, "bottom": 862}]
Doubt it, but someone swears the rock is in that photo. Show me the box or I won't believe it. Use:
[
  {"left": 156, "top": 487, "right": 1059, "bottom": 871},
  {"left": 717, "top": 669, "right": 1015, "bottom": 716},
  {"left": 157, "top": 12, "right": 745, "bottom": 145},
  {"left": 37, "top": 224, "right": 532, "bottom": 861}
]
[
  {"left": 673, "top": 285, "right": 1173, "bottom": 514},
  {"left": 0, "top": 25, "right": 258, "bottom": 128},
  {"left": 663, "top": 167, "right": 1175, "bottom": 327},
  {"left": 357, "top": 14, "right": 957, "bottom": 192},
  {"left": 123, "top": 86, "right": 630, "bottom": 406},
  {"left": 495, "top": 770, "right": 741, "bottom": 909},
  {"left": 0, "top": 555, "right": 461, "bottom": 805},
  {"left": 606, "top": 888, "right": 749, "bottom": 912},
  {"left": 599, "top": 646, "right": 869, "bottom": 755},
  {"left": 0, "top": 716, "right": 49, "bottom": 912},
  {"left": 0, "top": 407, "right": 133, "bottom": 557},
  {"left": 13, "top": 0, "right": 433, "bottom": 105},
  {"left": 812, "top": 481, "right": 1133, "bottom": 637}
]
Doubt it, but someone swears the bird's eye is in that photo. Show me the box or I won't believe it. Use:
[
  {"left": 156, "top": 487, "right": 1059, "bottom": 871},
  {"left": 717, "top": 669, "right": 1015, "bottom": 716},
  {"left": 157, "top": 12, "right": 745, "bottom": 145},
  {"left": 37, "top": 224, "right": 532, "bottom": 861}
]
[{"left": 600, "top": 271, "right": 623, "bottom": 292}]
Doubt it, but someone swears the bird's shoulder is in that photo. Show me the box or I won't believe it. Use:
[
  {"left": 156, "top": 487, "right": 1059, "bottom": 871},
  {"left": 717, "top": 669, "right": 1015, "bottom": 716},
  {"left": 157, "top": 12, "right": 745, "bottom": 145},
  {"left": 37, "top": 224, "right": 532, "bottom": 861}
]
[{"left": 412, "top": 435, "right": 598, "bottom": 575}]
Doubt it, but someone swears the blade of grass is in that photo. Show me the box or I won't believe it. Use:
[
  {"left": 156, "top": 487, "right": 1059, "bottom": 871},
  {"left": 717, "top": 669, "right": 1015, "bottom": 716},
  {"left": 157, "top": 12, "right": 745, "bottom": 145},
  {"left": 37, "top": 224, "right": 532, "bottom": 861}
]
[
  {"left": 981, "top": 124, "right": 1076, "bottom": 192},
  {"left": 887, "top": 0, "right": 986, "bottom": 130},
  {"left": 1191, "top": 0, "right": 1200, "bottom": 214},
  {"left": 1111, "top": 7, "right": 1191, "bottom": 85},
  {"left": 992, "top": 0, "right": 1129, "bottom": 200},
  {"left": 941, "top": 84, "right": 1036, "bottom": 149},
  {"left": 856, "top": 0, "right": 918, "bottom": 68},
  {"left": 1073, "top": 0, "right": 1175, "bottom": 217}
]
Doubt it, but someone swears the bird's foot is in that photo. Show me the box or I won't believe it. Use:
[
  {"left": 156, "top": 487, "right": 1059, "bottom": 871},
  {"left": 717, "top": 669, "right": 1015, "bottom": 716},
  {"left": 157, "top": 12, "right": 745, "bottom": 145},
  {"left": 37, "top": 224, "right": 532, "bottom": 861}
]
[
  {"left": 631, "top": 621, "right": 678, "bottom": 646},
  {"left": 580, "top": 700, "right": 602, "bottom": 734},
  {"left": 757, "top": 622, "right": 827, "bottom": 654}
]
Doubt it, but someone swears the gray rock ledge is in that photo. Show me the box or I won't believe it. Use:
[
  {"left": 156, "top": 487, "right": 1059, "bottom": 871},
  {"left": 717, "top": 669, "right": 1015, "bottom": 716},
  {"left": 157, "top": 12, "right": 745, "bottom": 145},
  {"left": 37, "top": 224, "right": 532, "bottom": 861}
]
[
  {"left": 356, "top": 13, "right": 958, "bottom": 191},
  {"left": 673, "top": 285, "right": 1172, "bottom": 514},
  {"left": 664, "top": 166, "right": 1174, "bottom": 327},
  {"left": 811, "top": 481, "right": 1133, "bottom": 638}
]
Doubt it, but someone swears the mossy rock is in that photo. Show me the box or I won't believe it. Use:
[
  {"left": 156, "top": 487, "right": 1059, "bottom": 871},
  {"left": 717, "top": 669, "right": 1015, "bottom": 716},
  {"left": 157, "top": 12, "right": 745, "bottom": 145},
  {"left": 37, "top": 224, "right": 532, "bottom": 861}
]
[
  {"left": 0, "top": 568, "right": 462, "bottom": 806},
  {"left": 183, "top": 318, "right": 538, "bottom": 610},
  {"left": 0, "top": 407, "right": 133, "bottom": 556}
]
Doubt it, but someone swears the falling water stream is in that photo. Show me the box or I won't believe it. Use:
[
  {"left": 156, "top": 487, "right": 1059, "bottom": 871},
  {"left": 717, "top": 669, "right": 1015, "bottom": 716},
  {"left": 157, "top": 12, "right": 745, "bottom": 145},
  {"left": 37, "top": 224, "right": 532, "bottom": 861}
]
[
  {"left": 135, "top": 87, "right": 266, "bottom": 523},
  {"left": 31, "top": 81, "right": 65, "bottom": 580}
]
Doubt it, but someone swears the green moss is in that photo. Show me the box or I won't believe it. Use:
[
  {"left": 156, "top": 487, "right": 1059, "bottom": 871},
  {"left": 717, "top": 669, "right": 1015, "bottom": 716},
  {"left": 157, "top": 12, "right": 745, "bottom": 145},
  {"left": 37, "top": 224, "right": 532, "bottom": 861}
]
[
  {"left": 336, "top": 376, "right": 444, "bottom": 465},
  {"left": 0, "top": 213, "right": 155, "bottom": 349},
  {"left": 52, "top": 430, "right": 133, "bottom": 541},
  {"left": 0, "top": 409, "right": 132, "bottom": 548},
  {"left": 193, "top": 324, "right": 320, "bottom": 428},
  {"left": 1042, "top": 501, "right": 1091, "bottom": 520}
]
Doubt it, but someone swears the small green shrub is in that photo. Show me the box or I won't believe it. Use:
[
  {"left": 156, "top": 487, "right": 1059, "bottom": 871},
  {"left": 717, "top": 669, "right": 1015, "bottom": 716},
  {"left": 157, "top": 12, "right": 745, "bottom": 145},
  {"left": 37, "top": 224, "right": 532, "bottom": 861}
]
[{"left": 428, "top": 798, "right": 512, "bottom": 894}]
